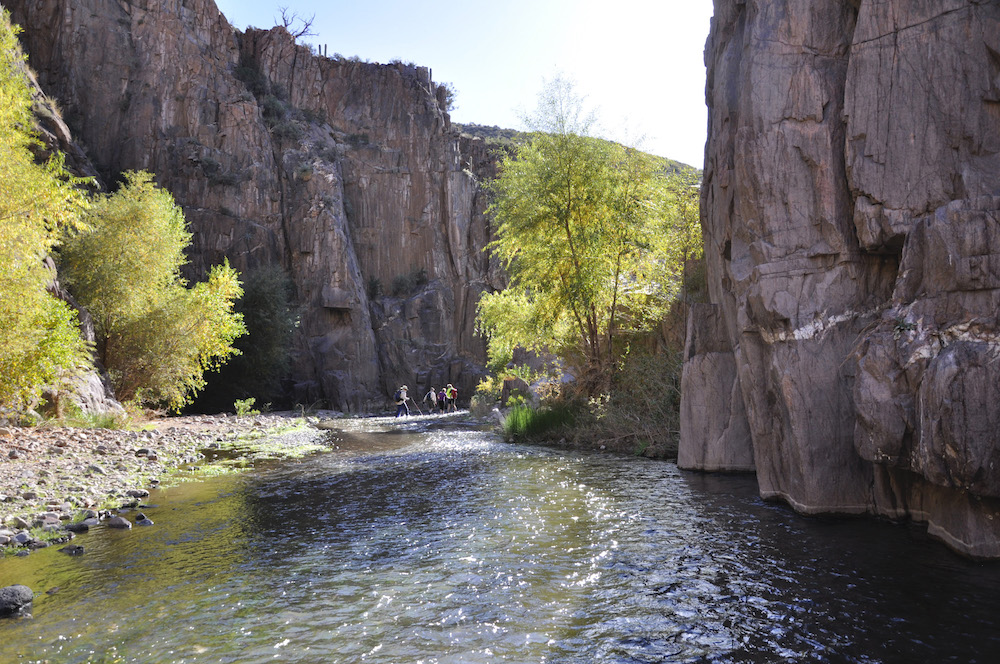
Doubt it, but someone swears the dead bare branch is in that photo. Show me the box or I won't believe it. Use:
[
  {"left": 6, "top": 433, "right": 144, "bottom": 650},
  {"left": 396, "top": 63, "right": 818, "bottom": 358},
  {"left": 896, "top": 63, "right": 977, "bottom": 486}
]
[{"left": 276, "top": 5, "right": 316, "bottom": 40}]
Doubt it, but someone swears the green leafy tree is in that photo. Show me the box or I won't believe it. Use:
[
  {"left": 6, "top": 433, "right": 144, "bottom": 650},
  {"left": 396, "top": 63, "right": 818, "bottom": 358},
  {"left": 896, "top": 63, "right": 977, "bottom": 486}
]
[
  {"left": 60, "top": 171, "right": 247, "bottom": 410},
  {"left": 477, "top": 76, "right": 697, "bottom": 393},
  {"left": 0, "top": 10, "right": 91, "bottom": 414}
]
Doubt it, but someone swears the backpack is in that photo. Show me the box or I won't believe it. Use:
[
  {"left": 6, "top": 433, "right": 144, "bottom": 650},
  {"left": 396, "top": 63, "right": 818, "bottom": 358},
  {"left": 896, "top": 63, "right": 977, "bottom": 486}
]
[{"left": 394, "top": 389, "right": 402, "bottom": 403}]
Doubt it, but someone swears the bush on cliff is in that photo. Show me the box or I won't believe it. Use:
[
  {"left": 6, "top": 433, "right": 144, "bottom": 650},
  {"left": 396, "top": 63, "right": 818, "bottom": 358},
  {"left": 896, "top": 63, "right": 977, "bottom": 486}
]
[
  {"left": 0, "top": 10, "right": 92, "bottom": 415},
  {"left": 59, "top": 171, "right": 247, "bottom": 411}
]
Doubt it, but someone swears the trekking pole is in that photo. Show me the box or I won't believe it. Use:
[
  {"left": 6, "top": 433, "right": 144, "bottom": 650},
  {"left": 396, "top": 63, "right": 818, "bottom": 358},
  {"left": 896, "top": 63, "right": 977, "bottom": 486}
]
[{"left": 408, "top": 396, "right": 423, "bottom": 415}]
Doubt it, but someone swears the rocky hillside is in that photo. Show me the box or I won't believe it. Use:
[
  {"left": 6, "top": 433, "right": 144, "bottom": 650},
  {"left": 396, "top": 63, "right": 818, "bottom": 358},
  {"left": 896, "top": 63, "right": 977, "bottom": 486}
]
[
  {"left": 7, "top": 0, "right": 504, "bottom": 411},
  {"left": 682, "top": 1, "right": 1000, "bottom": 557}
]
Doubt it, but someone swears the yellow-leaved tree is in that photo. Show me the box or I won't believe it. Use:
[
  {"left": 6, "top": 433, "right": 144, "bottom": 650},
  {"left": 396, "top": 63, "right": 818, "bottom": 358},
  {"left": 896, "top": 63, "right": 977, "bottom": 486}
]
[
  {"left": 477, "top": 76, "right": 700, "bottom": 394},
  {"left": 60, "top": 171, "right": 247, "bottom": 410},
  {"left": 0, "top": 9, "right": 92, "bottom": 415}
]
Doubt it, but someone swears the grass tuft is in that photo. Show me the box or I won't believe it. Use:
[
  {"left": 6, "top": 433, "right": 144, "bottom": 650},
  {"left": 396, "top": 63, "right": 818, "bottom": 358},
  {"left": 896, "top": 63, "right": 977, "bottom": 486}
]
[{"left": 501, "top": 403, "right": 575, "bottom": 441}]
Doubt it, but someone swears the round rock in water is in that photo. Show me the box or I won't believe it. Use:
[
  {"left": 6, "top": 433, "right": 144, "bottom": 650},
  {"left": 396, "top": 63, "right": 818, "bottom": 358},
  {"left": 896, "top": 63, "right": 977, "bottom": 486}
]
[
  {"left": 105, "top": 516, "right": 132, "bottom": 529},
  {"left": 0, "top": 585, "right": 33, "bottom": 617},
  {"left": 59, "top": 544, "right": 84, "bottom": 555}
]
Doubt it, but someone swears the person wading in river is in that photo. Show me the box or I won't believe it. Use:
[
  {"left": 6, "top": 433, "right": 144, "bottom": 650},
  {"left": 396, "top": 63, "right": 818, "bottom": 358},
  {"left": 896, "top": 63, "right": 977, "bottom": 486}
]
[
  {"left": 424, "top": 386, "right": 438, "bottom": 412},
  {"left": 394, "top": 385, "right": 409, "bottom": 417}
]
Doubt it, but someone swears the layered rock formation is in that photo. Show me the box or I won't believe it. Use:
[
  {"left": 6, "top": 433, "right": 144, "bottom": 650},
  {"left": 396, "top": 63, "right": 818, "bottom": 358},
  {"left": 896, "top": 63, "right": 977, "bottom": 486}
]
[
  {"left": 7, "top": 0, "right": 502, "bottom": 410},
  {"left": 683, "top": 1, "right": 1000, "bottom": 557}
]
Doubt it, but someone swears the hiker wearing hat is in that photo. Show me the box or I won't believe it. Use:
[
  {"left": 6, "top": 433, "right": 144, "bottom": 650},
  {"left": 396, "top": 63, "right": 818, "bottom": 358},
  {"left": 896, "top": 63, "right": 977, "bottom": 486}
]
[
  {"left": 394, "top": 385, "right": 409, "bottom": 417},
  {"left": 445, "top": 383, "right": 458, "bottom": 412},
  {"left": 424, "top": 386, "right": 438, "bottom": 411}
]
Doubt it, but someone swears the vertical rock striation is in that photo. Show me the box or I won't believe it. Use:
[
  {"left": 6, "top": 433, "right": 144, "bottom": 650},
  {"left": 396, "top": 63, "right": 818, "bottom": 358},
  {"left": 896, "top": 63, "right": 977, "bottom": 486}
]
[
  {"left": 7, "top": 0, "right": 501, "bottom": 410},
  {"left": 684, "top": 0, "right": 1000, "bottom": 557}
]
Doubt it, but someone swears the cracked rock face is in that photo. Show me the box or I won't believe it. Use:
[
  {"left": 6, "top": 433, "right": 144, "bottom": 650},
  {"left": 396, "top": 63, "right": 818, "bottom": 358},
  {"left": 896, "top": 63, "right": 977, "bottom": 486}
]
[
  {"left": 7, "top": 0, "right": 502, "bottom": 410},
  {"left": 683, "top": 0, "right": 1000, "bottom": 557}
]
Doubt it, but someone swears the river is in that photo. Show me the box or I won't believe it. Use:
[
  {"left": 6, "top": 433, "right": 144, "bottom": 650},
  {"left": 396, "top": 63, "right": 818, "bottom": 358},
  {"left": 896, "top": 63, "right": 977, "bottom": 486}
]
[{"left": 2, "top": 416, "right": 999, "bottom": 662}]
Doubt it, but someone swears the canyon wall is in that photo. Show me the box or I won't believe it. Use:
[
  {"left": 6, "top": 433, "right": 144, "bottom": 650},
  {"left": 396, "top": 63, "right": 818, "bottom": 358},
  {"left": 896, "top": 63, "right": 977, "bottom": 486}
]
[
  {"left": 683, "top": 0, "right": 1000, "bottom": 557},
  {"left": 7, "top": 0, "right": 502, "bottom": 410}
]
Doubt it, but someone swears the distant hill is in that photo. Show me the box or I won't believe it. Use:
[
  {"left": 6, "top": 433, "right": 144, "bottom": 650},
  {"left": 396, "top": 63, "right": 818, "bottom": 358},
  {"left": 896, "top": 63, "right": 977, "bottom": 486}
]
[
  {"left": 454, "top": 122, "right": 697, "bottom": 175},
  {"left": 454, "top": 122, "right": 531, "bottom": 146}
]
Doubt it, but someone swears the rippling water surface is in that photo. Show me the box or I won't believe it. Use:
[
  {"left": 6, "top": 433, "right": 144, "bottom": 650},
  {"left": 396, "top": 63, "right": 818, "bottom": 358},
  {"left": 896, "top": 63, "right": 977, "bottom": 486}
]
[{"left": 2, "top": 416, "right": 1000, "bottom": 663}]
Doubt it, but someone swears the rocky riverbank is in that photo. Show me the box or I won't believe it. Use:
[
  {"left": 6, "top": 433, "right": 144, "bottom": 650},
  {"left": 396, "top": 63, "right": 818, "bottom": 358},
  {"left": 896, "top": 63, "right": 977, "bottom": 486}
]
[{"left": 0, "top": 412, "right": 335, "bottom": 557}]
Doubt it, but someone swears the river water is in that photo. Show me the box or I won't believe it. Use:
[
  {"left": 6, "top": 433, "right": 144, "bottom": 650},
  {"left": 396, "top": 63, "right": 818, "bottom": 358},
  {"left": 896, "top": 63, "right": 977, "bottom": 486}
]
[{"left": 2, "top": 416, "right": 1000, "bottom": 663}]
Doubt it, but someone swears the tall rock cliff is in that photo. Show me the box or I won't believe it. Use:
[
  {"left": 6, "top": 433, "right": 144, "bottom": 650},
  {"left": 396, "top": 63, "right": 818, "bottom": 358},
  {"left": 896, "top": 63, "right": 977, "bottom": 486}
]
[
  {"left": 684, "top": 0, "right": 1000, "bottom": 557},
  {"left": 7, "top": 0, "right": 502, "bottom": 410}
]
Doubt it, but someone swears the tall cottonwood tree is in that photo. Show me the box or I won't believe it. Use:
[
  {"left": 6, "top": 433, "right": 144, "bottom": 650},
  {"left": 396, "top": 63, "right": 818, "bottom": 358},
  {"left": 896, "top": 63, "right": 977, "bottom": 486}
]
[
  {"left": 477, "top": 76, "right": 699, "bottom": 392},
  {"left": 0, "top": 10, "right": 91, "bottom": 414}
]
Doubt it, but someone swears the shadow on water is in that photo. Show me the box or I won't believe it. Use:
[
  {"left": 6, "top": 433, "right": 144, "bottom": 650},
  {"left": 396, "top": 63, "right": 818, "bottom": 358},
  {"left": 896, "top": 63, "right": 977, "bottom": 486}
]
[
  {"left": 669, "top": 471, "right": 1000, "bottom": 662},
  {"left": 2, "top": 422, "right": 1000, "bottom": 663}
]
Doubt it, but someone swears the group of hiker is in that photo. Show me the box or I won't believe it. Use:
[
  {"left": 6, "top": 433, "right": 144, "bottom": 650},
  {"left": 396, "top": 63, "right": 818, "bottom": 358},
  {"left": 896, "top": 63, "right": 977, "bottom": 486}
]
[{"left": 393, "top": 383, "right": 458, "bottom": 417}]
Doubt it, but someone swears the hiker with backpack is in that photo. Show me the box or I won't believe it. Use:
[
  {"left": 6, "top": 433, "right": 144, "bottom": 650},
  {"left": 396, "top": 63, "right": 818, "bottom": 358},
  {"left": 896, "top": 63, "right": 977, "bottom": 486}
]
[
  {"left": 445, "top": 383, "right": 458, "bottom": 412},
  {"left": 394, "top": 385, "right": 409, "bottom": 417},
  {"left": 424, "top": 386, "right": 438, "bottom": 411},
  {"left": 437, "top": 387, "right": 446, "bottom": 412}
]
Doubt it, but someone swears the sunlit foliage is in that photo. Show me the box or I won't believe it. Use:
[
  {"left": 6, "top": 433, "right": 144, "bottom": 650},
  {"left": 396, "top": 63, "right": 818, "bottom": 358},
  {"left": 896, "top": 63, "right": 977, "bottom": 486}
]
[
  {"left": 477, "top": 76, "right": 701, "bottom": 393},
  {"left": 60, "top": 171, "right": 247, "bottom": 410},
  {"left": 0, "top": 10, "right": 91, "bottom": 414}
]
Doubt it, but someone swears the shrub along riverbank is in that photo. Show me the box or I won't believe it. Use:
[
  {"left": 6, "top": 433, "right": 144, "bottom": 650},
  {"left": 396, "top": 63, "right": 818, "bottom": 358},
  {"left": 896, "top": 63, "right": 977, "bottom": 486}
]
[{"left": 492, "top": 350, "right": 684, "bottom": 459}]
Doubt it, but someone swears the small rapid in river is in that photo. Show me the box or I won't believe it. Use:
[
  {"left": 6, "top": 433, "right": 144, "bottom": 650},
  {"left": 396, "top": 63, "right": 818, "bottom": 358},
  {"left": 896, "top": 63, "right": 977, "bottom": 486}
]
[{"left": 2, "top": 416, "right": 999, "bottom": 662}]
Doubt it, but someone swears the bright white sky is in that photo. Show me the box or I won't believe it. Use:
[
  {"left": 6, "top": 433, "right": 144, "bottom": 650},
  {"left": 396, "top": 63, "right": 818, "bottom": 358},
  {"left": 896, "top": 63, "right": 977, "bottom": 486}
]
[{"left": 214, "top": 0, "right": 713, "bottom": 168}]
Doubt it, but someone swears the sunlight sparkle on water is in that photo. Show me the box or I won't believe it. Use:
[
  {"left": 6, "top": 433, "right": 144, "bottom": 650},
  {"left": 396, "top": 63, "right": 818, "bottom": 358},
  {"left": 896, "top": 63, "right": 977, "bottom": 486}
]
[{"left": 3, "top": 422, "right": 1000, "bottom": 662}]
